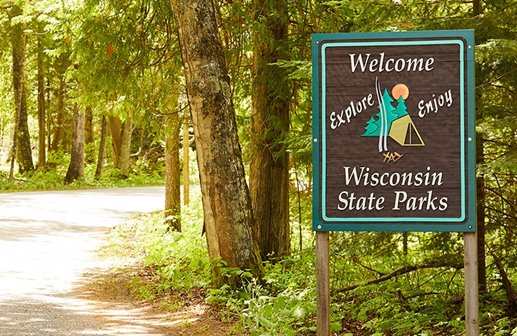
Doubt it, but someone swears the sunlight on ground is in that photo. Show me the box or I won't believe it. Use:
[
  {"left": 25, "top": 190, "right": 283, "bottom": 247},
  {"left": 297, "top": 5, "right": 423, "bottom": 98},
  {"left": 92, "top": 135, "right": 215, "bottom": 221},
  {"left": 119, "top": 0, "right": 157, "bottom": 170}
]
[{"left": 0, "top": 188, "right": 182, "bottom": 335}]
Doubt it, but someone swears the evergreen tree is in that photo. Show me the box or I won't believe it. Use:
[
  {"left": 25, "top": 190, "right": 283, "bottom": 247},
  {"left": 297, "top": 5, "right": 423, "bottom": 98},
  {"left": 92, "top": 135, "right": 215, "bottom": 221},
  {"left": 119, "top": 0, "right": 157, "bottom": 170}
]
[
  {"left": 362, "top": 89, "right": 397, "bottom": 137},
  {"left": 382, "top": 88, "right": 398, "bottom": 126},
  {"left": 394, "top": 96, "right": 409, "bottom": 118},
  {"left": 363, "top": 115, "right": 380, "bottom": 136}
]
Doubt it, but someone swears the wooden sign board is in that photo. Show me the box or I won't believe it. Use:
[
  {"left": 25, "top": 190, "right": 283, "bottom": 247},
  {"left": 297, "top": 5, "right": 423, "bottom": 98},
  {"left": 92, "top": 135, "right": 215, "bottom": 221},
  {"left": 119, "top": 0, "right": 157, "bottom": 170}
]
[{"left": 312, "top": 30, "right": 476, "bottom": 232}]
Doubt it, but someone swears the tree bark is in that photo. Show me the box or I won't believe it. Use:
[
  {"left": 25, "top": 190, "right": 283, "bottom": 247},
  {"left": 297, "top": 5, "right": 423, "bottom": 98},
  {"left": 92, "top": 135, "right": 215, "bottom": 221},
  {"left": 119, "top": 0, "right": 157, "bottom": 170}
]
[
  {"left": 118, "top": 118, "right": 132, "bottom": 177},
  {"left": 165, "top": 79, "right": 182, "bottom": 231},
  {"left": 108, "top": 116, "right": 122, "bottom": 167},
  {"left": 85, "top": 106, "right": 94, "bottom": 145},
  {"left": 95, "top": 116, "right": 107, "bottom": 179},
  {"left": 64, "top": 105, "right": 85, "bottom": 184},
  {"left": 171, "top": 0, "right": 263, "bottom": 279},
  {"left": 108, "top": 116, "right": 133, "bottom": 177},
  {"left": 46, "top": 77, "right": 51, "bottom": 153},
  {"left": 476, "top": 136, "right": 487, "bottom": 294},
  {"left": 182, "top": 116, "right": 190, "bottom": 206},
  {"left": 51, "top": 75, "right": 66, "bottom": 151},
  {"left": 84, "top": 106, "right": 94, "bottom": 163},
  {"left": 473, "top": 0, "right": 481, "bottom": 16},
  {"left": 11, "top": 5, "right": 33, "bottom": 174},
  {"left": 472, "top": 0, "right": 487, "bottom": 296},
  {"left": 37, "top": 25, "right": 46, "bottom": 169},
  {"left": 249, "top": 0, "right": 291, "bottom": 260}
]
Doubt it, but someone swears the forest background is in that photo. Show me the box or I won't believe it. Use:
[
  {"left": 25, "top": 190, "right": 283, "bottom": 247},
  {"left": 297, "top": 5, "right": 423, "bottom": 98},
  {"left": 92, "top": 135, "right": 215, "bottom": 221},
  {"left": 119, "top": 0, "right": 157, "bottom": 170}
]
[{"left": 0, "top": 0, "right": 516, "bottom": 335}]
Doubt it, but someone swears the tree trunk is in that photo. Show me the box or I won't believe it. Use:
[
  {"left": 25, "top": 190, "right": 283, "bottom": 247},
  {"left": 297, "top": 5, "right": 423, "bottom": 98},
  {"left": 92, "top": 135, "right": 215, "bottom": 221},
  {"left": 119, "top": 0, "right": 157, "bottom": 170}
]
[
  {"left": 171, "top": 0, "right": 263, "bottom": 279},
  {"left": 165, "top": 79, "right": 182, "bottom": 231},
  {"left": 84, "top": 106, "right": 94, "bottom": 163},
  {"left": 473, "top": 0, "right": 481, "bottom": 16},
  {"left": 182, "top": 116, "right": 190, "bottom": 205},
  {"left": 51, "top": 75, "right": 66, "bottom": 151},
  {"left": 108, "top": 116, "right": 122, "bottom": 167},
  {"left": 85, "top": 106, "right": 94, "bottom": 145},
  {"left": 46, "top": 77, "right": 51, "bottom": 153},
  {"left": 64, "top": 105, "right": 85, "bottom": 184},
  {"left": 473, "top": 0, "right": 486, "bottom": 291},
  {"left": 476, "top": 133, "right": 487, "bottom": 294},
  {"left": 108, "top": 116, "right": 133, "bottom": 177},
  {"left": 11, "top": 5, "right": 33, "bottom": 174},
  {"left": 37, "top": 25, "right": 46, "bottom": 169},
  {"left": 118, "top": 118, "right": 132, "bottom": 177},
  {"left": 95, "top": 116, "right": 107, "bottom": 179},
  {"left": 249, "top": 0, "right": 291, "bottom": 260}
]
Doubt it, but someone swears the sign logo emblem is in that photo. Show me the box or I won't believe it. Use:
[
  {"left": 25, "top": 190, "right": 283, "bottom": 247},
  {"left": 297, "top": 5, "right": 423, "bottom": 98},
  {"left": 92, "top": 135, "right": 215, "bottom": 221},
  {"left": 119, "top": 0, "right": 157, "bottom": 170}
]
[{"left": 362, "top": 78, "right": 425, "bottom": 163}]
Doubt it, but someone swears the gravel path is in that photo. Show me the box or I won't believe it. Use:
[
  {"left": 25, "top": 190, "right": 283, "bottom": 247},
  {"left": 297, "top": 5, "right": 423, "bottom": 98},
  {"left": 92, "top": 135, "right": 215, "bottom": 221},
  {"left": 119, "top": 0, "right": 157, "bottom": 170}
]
[{"left": 0, "top": 187, "right": 175, "bottom": 336}]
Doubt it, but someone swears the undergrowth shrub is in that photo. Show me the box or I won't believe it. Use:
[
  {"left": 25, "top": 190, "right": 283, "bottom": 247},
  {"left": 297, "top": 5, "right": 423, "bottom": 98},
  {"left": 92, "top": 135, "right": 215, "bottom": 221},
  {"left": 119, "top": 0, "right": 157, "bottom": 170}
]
[
  {"left": 104, "top": 192, "right": 517, "bottom": 336},
  {"left": 130, "top": 196, "right": 210, "bottom": 292}
]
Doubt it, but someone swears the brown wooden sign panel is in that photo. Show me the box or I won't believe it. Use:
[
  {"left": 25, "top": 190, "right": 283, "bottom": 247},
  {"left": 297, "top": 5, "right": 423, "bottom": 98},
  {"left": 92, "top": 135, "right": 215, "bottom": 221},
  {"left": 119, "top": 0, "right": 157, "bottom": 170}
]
[{"left": 312, "top": 31, "right": 476, "bottom": 232}]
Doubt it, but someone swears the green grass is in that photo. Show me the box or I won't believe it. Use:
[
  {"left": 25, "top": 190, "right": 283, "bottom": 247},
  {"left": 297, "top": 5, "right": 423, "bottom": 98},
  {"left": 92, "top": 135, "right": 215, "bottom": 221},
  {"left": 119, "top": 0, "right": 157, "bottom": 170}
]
[
  {"left": 0, "top": 151, "right": 164, "bottom": 192},
  {"left": 99, "top": 191, "right": 517, "bottom": 336}
]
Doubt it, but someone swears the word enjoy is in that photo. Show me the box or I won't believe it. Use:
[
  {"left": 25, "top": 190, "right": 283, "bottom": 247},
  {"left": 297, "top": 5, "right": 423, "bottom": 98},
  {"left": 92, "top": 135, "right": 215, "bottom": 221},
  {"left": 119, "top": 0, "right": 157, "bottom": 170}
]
[{"left": 418, "top": 89, "right": 453, "bottom": 118}]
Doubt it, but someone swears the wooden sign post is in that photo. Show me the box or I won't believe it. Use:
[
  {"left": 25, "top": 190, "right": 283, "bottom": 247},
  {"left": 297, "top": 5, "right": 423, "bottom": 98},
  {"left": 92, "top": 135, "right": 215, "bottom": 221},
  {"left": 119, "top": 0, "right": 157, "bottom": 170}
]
[
  {"left": 316, "top": 231, "right": 329, "bottom": 336},
  {"left": 312, "top": 30, "right": 477, "bottom": 335}
]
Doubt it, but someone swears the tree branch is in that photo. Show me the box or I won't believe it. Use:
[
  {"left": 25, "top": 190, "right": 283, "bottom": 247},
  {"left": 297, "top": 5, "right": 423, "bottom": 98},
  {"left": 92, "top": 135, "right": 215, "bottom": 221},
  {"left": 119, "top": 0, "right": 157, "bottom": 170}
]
[
  {"left": 334, "top": 260, "right": 463, "bottom": 294},
  {"left": 491, "top": 252, "right": 517, "bottom": 316}
]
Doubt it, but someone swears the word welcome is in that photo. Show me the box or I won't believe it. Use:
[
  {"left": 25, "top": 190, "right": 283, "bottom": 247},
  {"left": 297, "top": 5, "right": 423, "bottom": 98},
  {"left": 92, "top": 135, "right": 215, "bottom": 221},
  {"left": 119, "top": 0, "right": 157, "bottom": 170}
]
[
  {"left": 349, "top": 53, "right": 435, "bottom": 73},
  {"left": 329, "top": 93, "right": 375, "bottom": 129}
]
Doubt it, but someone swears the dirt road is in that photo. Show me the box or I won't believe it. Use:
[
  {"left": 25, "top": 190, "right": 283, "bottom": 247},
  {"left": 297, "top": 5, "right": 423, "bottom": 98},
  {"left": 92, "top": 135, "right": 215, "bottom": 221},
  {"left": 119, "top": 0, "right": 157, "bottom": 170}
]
[{"left": 0, "top": 187, "right": 176, "bottom": 336}]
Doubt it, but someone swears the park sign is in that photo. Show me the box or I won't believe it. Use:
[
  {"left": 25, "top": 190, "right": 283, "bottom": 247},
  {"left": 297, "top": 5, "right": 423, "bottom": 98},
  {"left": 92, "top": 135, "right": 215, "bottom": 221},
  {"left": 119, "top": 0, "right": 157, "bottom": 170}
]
[{"left": 312, "top": 30, "right": 476, "bottom": 232}]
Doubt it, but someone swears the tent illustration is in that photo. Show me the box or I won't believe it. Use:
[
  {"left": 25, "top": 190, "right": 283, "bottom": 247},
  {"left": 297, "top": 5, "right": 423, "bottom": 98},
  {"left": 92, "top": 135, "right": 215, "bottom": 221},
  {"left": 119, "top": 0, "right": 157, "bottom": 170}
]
[
  {"left": 361, "top": 82, "right": 425, "bottom": 150},
  {"left": 389, "top": 115, "right": 425, "bottom": 146}
]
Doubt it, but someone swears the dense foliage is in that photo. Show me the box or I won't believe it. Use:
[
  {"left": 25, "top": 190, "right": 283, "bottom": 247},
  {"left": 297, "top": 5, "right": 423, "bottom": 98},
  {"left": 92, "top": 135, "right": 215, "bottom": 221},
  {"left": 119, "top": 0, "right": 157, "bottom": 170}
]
[
  {"left": 106, "top": 194, "right": 516, "bottom": 335},
  {"left": 0, "top": 0, "right": 515, "bottom": 334}
]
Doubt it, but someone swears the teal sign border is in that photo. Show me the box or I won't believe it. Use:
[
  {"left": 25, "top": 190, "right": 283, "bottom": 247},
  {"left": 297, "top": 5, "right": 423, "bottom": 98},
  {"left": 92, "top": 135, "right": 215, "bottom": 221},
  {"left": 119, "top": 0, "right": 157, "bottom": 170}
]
[{"left": 312, "top": 30, "right": 476, "bottom": 232}]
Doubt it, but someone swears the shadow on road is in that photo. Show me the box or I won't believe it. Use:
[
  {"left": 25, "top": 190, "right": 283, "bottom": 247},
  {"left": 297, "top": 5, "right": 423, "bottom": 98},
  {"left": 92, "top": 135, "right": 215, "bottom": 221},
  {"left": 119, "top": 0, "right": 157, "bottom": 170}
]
[
  {"left": 0, "top": 295, "right": 172, "bottom": 336},
  {"left": 69, "top": 267, "right": 235, "bottom": 336}
]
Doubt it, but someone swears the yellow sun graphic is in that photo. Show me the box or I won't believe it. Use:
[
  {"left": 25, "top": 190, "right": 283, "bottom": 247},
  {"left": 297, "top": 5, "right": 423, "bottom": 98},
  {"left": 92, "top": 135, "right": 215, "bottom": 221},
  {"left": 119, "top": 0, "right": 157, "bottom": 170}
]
[{"left": 392, "top": 83, "right": 410, "bottom": 100}]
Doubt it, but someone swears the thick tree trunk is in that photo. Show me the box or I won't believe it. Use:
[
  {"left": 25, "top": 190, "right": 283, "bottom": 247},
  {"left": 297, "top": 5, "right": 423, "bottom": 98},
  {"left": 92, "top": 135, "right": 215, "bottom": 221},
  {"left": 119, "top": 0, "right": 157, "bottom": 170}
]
[
  {"left": 249, "top": 0, "right": 290, "bottom": 260},
  {"left": 171, "top": 0, "right": 263, "bottom": 279},
  {"left": 95, "top": 116, "right": 107, "bottom": 179},
  {"left": 64, "top": 105, "right": 85, "bottom": 184},
  {"left": 11, "top": 5, "right": 33, "bottom": 174},
  {"left": 37, "top": 26, "right": 46, "bottom": 169},
  {"left": 165, "top": 79, "right": 182, "bottom": 231}
]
